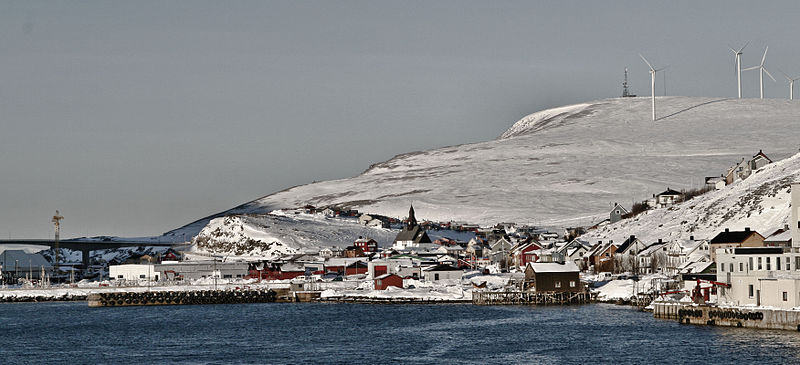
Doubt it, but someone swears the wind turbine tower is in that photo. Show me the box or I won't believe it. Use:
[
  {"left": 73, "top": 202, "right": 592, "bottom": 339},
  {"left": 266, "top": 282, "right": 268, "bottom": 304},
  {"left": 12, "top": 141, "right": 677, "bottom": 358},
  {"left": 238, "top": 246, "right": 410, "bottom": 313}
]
[
  {"left": 639, "top": 54, "right": 666, "bottom": 121},
  {"left": 743, "top": 46, "right": 775, "bottom": 99},
  {"left": 729, "top": 42, "right": 748, "bottom": 98},
  {"left": 622, "top": 68, "right": 634, "bottom": 97},
  {"left": 780, "top": 70, "right": 800, "bottom": 100},
  {"left": 51, "top": 210, "right": 63, "bottom": 271}
]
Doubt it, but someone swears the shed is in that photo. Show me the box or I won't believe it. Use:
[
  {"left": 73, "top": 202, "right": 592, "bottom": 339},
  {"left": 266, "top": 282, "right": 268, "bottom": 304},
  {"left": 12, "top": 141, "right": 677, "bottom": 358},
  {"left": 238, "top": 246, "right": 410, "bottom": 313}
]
[
  {"left": 523, "top": 261, "right": 581, "bottom": 293},
  {"left": 374, "top": 273, "right": 403, "bottom": 290}
]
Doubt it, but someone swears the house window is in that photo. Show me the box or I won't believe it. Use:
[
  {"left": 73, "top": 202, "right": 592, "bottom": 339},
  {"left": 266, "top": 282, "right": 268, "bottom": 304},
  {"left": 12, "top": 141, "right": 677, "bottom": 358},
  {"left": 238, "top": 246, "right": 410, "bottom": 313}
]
[
  {"left": 766, "top": 257, "right": 770, "bottom": 271},
  {"left": 434, "top": 273, "right": 440, "bottom": 281},
  {"left": 739, "top": 262, "right": 744, "bottom": 272},
  {"left": 796, "top": 257, "right": 800, "bottom": 271},
  {"left": 787, "top": 258, "right": 791, "bottom": 271},
  {"left": 783, "top": 292, "right": 788, "bottom": 301},
  {"left": 139, "top": 274, "right": 145, "bottom": 279},
  {"left": 117, "top": 275, "right": 123, "bottom": 279},
  {"left": 749, "top": 257, "right": 754, "bottom": 271},
  {"left": 749, "top": 285, "right": 754, "bottom": 298},
  {"left": 570, "top": 281, "right": 576, "bottom": 287},
  {"left": 777, "top": 257, "right": 781, "bottom": 271},
  {"left": 720, "top": 263, "right": 724, "bottom": 272},
  {"left": 555, "top": 281, "right": 562, "bottom": 288},
  {"left": 758, "top": 257, "right": 762, "bottom": 270},
  {"left": 729, "top": 263, "right": 733, "bottom": 272}
]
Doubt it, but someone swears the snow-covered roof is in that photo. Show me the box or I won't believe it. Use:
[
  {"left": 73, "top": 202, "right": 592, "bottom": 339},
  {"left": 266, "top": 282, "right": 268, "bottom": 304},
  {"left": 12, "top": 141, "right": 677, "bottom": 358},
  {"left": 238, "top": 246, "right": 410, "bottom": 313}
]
[{"left": 526, "top": 261, "right": 579, "bottom": 273}]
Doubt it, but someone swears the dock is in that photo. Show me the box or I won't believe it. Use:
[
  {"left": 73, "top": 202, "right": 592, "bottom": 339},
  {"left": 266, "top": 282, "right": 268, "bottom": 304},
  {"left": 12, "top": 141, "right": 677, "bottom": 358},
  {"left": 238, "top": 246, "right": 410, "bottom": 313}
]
[
  {"left": 87, "top": 288, "right": 293, "bottom": 307},
  {"left": 472, "top": 290, "right": 593, "bottom": 305},
  {"left": 653, "top": 302, "right": 800, "bottom": 331}
]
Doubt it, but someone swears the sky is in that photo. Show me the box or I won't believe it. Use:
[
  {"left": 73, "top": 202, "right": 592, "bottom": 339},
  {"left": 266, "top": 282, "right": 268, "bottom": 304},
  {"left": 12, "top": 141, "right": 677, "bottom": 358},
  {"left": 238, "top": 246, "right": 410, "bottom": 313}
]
[{"left": 2, "top": 1, "right": 800, "bottom": 238}]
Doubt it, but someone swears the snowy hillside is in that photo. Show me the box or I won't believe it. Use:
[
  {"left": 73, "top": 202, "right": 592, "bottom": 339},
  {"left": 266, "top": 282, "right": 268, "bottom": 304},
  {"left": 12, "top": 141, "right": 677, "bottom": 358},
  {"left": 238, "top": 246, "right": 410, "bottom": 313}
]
[
  {"left": 168, "top": 96, "right": 800, "bottom": 238},
  {"left": 191, "top": 210, "right": 398, "bottom": 258},
  {"left": 583, "top": 152, "right": 800, "bottom": 244}
]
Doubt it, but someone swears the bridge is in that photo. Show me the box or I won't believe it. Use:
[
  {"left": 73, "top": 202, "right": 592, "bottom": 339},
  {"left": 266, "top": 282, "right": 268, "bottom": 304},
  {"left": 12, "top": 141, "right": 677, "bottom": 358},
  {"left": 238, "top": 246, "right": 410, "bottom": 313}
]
[{"left": 0, "top": 239, "right": 186, "bottom": 268}]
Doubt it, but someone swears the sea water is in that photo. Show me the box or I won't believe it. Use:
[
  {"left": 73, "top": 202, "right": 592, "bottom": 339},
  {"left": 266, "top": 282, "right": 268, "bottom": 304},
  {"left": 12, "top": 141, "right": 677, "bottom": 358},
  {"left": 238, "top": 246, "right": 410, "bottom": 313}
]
[{"left": 1, "top": 302, "right": 799, "bottom": 364}]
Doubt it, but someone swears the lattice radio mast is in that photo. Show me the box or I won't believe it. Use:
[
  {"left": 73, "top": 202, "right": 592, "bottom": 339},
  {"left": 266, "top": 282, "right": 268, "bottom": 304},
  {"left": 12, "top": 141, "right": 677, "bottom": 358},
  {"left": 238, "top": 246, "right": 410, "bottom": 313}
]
[{"left": 52, "top": 210, "right": 63, "bottom": 271}]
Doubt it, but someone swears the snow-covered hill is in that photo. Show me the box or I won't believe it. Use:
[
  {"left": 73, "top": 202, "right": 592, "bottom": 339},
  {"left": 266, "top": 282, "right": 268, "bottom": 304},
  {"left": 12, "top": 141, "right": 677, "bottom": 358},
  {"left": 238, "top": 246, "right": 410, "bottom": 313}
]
[
  {"left": 584, "top": 152, "right": 800, "bottom": 244},
  {"left": 168, "top": 96, "right": 800, "bottom": 238},
  {"left": 191, "top": 211, "right": 398, "bottom": 258}
]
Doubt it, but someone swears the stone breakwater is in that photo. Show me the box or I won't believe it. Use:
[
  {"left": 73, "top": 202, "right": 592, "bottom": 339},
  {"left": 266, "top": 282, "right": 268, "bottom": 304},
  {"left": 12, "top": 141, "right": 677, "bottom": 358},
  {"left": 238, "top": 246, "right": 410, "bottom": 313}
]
[{"left": 653, "top": 302, "right": 800, "bottom": 331}]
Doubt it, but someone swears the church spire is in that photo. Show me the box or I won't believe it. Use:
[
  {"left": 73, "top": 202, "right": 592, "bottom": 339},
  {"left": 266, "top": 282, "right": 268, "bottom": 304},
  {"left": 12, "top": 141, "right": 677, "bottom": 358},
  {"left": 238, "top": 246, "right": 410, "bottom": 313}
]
[{"left": 407, "top": 204, "right": 417, "bottom": 228}]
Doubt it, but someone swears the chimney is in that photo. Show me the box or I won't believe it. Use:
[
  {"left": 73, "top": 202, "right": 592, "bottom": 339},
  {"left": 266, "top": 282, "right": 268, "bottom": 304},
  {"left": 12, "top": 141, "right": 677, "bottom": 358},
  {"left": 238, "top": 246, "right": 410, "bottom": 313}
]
[
  {"left": 658, "top": 238, "right": 662, "bottom": 243},
  {"left": 690, "top": 235, "right": 695, "bottom": 241},
  {"left": 745, "top": 227, "right": 750, "bottom": 232},
  {"left": 630, "top": 235, "right": 635, "bottom": 240},
  {"left": 598, "top": 240, "right": 603, "bottom": 244},
  {"left": 725, "top": 228, "right": 730, "bottom": 232}
]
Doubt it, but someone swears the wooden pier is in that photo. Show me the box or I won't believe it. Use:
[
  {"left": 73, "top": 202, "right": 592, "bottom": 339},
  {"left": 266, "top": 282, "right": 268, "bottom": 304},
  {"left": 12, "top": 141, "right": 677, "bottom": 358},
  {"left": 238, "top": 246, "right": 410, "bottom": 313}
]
[
  {"left": 472, "top": 290, "right": 593, "bottom": 305},
  {"left": 87, "top": 288, "right": 292, "bottom": 307}
]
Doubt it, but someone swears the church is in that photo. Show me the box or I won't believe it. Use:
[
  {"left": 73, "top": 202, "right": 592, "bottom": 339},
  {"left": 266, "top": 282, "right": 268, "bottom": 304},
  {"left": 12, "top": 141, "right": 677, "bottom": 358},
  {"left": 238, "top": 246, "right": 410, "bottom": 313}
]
[{"left": 392, "top": 205, "right": 432, "bottom": 250}]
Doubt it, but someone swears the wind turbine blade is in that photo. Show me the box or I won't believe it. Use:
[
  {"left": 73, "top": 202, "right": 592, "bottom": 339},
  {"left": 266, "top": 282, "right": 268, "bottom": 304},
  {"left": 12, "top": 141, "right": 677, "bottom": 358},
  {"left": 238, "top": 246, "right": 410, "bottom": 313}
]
[
  {"left": 639, "top": 54, "right": 654, "bottom": 70},
  {"left": 729, "top": 46, "right": 737, "bottom": 54},
  {"left": 779, "top": 69, "right": 791, "bottom": 81},
  {"left": 742, "top": 66, "right": 760, "bottom": 71},
  {"left": 761, "top": 46, "right": 769, "bottom": 66},
  {"left": 738, "top": 41, "right": 749, "bottom": 53},
  {"left": 655, "top": 66, "right": 669, "bottom": 72},
  {"left": 763, "top": 67, "right": 776, "bottom": 82}
]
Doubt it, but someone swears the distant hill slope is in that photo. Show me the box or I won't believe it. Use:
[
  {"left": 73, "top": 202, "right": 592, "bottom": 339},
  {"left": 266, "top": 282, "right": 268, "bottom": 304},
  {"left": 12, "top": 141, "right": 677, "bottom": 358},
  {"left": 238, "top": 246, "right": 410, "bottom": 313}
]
[
  {"left": 583, "top": 151, "right": 800, "bottom": 244},
  {"left": 167, "top": 96, "right": 800, "bottom": 238}
]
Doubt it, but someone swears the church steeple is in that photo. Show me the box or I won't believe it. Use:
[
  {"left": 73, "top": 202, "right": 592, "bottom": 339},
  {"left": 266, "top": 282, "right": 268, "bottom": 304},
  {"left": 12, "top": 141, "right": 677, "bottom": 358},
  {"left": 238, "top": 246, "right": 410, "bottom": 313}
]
[{"left": 407, "top": 204, "right": 417, "bottom": 228}]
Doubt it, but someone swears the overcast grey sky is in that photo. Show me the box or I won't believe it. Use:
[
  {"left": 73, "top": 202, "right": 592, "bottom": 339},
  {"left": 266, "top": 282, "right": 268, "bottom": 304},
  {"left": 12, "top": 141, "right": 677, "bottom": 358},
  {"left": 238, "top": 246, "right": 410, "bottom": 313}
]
[{"left": 2, "top": 1, "right": 799, "bottom": 238}]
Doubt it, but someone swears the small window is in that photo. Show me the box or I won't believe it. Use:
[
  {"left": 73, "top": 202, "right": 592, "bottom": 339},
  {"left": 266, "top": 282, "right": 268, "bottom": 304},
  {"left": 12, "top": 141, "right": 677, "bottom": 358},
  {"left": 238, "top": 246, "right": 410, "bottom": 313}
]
[
  {"left": 783, "top": 292, "right": 788, "bottom": 301},
  {"left": 739, "top": 262, "right": 743, "bottom": 272},
  {"left": 787, "top": 258, "right": 791, "bottom": 271},
  {"left": 569, "top": 281, "right": 576, "bottom": 288},
  {"left": 749, "top": 285, "right": 754, "bottom": 298},
  {"left": 720, "top": 264, "right": 724, "bottom": 272},
  {"left": 555, "top": 281, "right": 562, "bottom": 288},
  {"left": 749, "top": 257, "right": 754, "bottom": 271},
  {"left": 777, "top": 257, "right": 781, "bottom": 271},
  {"left": 139, "top": 274, "right": 145, "bottom": 279},
  {"left": 434, "top": 273, "right": 440, "bottom": 281},
  {"left": 117, "top": 275, "right": 123, "bottom": 279},
  {"left": 729, "top": 263, "right": 733, "bottom": 272},
  {"left": 758, "top": 257, "right": 762, "bottom": 270},
  {"left": 796, "top": 257, "right": 800, "bottom": 271},
  {"left": 766, "top": 257, "right": 771, "bottom": 271},
  {"left": 615, "top": 210, "right": 620, "bottom": 215}
]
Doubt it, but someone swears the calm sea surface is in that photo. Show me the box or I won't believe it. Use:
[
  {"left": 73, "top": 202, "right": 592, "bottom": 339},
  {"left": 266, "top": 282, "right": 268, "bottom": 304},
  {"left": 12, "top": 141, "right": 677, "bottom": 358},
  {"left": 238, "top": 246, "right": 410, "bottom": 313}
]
[{"left": 1, "top": 302, "right": 799, "bottom": 364}]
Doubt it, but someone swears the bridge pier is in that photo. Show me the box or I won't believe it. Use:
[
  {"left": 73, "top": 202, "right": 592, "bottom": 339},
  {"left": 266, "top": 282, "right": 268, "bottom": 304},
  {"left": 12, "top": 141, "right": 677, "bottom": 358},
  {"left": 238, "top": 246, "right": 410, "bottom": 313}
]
[{"left": 82, "top": 249, "right": 91, "bottom": 268}]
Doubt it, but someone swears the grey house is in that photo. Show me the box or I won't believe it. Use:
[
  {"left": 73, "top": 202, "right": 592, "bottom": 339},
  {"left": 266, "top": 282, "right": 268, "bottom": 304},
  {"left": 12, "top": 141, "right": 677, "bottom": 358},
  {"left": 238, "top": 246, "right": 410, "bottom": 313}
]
[{"left": 610, "top": 203, "right": 629, "bottom": 224}]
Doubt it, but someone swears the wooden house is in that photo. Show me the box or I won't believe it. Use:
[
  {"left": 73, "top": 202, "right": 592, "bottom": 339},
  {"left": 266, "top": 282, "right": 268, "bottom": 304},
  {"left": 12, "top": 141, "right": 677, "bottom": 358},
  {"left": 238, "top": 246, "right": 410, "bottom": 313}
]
[
  {"left": 374, "top": 274, "right": 403, "bottom": 290},
  {"left": 708, "top": 228, "right": 765, "bottom": 261},
  {"left": 523, "top": 261, "right": 581, "bottom": 293}
]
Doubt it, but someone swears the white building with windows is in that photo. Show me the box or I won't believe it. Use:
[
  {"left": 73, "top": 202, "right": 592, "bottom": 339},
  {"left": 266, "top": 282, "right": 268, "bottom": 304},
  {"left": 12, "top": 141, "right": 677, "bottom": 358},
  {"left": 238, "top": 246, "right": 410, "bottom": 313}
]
[{"left": 715, "top": 183, "right": 800, "bottom": 309}]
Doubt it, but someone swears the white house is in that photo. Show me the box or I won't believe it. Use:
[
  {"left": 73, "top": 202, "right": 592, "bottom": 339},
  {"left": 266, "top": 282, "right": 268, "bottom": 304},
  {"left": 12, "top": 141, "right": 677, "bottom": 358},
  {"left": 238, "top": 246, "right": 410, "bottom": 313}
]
[
  {"left": 109, "top": 264, "right": 158, "bottom": 282},
  {"left": 422, "top": 264, "right": 463, "bottom": 282}
]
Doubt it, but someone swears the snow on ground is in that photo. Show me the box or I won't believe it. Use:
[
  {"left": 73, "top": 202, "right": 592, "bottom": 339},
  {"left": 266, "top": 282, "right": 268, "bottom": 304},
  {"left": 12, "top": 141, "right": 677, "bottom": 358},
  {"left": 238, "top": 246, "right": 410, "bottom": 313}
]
[
  {"left": 167, "top": 96, "right": 800, "bottom": 238},
  {"left": 191, "top": 210, "right": 398, "bottom": 257},
  {"left": 593, "top": 274, "right": 671, "bottom": 302},
  {"left": 583, "top": 151, "right": 800, "bottom": 244}
]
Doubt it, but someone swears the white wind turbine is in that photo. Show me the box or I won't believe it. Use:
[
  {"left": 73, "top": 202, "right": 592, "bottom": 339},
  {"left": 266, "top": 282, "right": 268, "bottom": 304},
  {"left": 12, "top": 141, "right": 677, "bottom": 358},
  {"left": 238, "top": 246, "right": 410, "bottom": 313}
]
[
  {"left": 743, "top": 46, "right": 775, "bottom": 99},
  {"left": 639, "top": 54, "right": 666, "bottom": 121},
  {"left": 779, "top": 70, "right": 800, "bottom": 100},
  {"left": 729, "top": 42, "right": 748, "bottom": 98}
]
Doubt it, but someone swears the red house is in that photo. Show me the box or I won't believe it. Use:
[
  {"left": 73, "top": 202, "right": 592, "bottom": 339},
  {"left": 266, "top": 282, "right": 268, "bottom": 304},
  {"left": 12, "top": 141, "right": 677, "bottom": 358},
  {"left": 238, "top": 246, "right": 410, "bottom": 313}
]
[
  {"left": 345, "top": 261, "right": 369, "bottom": 275},
  {"left": 513, "top": 241, "right": 543, "bottom": 268},
  {"left": 374, "top": 274, "right": 403, "bottom": 290},
  {"left": 354, "top": 237, "right": 378, "bottom": 253}
]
